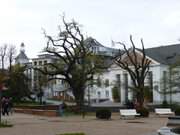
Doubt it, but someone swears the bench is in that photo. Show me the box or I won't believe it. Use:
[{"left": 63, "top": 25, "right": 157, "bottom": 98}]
[
  {"left": 120, "top": 109, "right": 140, "bottom": 119},
  {"left": 155, "top": 108, "right": 174, "bottom": 116}
]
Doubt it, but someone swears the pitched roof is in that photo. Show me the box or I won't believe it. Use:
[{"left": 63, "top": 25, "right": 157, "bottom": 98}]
[
  {"left": 84, "top": 37, "right": 119, "bottom": 56},
  {"left": 145, "top": 44, "right": 180, "bottom": 65},
  {"left": 84, "top": 37, "right": 104, "bottom": 47},
  {"left": 15, "top": 51, "right": 29, "bottom": 60}
]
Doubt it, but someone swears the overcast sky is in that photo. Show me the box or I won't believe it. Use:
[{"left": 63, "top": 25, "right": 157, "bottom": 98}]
[{"left": 1, "top": 0, "right": 180, "bottom": 58}]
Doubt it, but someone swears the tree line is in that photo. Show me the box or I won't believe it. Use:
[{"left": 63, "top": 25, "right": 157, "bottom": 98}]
[{"left": 0, "top": 44, "right": 16, "bottom": 71}]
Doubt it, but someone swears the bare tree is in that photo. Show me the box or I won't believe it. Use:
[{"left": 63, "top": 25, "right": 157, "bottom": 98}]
[
  {"left": 114, "top": 35, "right": 151, "bottom": 108},
  {"left": 7, "top": 45, "right": 16, "bottom": 72},
  {"left": 36, "top": 17, "right": 103, "bottom": 115},
  {"left": 0, "top": 44, "right": 7, "bottom": 69}
]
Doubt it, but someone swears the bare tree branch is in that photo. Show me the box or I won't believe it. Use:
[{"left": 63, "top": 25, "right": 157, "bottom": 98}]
[{"left": 114, "top": 35, "right": 151, "bottom": 107}]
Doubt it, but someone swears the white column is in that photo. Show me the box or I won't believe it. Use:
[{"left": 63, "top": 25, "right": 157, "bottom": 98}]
[{"left": 121, "top": 73, "right": 126, "bottom": 104}]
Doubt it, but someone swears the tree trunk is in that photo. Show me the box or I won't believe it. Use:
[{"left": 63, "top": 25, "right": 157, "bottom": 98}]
[
  {"left": 73, "top": 87, "right": 85, "bottom": 118},
  {"left": 1, "top": 59, "right": 4, "bottom": 70},
  {"left": 136, "top": 88, "right": 145, "bottom": 108},
  {"left": 39, "top": 96, "right": 42, "bottom": 105}
]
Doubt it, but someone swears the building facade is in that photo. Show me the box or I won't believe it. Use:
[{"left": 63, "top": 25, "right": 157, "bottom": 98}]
[
  {"left": 91, "top": 44, "right": 180, "bottom": 104},
  {"left": 15, "top": 40, "right": 180, "bottom": 104}
]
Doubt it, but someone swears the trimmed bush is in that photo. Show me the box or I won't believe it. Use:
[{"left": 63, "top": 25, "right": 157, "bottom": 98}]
[
  {"left": 175, "top": 108, "right": 180, "bottom": 116},
  {"left": 96, "top": 109, "right": 111, "bottom": 119},
  {"left": 65, "top": 106, "right": 81, "bottom": 114},
  {"left": 162, "top": 100, "right": 169, "bottom": 108},
  {"left": 136, "top": 107, "right": 149, "bottom": 117}
]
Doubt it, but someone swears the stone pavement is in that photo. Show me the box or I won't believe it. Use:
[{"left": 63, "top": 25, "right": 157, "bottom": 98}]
[{"left": 0, "top": 113, "right": 167, "bottom": 135}]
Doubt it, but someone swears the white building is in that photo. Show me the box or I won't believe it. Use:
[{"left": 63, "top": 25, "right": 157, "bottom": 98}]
[
  {"left": 15, "top": 43, "right": 29, "bottom": 65},
  {"left": 91, "top": 44, "right": 180, "bottom": 104},
  {"left": 15, "top": 40, "right": 180, "bottom": 104},
  {"left": 15, "top": 45, "right": 62, "bottom": 99},
  {"left": 31, "top": 53, "right": 74, "bottom": 100}
]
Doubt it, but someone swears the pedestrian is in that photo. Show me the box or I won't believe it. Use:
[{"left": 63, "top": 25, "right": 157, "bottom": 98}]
[
  {"left": 2, "top": 97, "right": 9, "bottom": 116},
  {"left": 1, "top": 97, "right": 6, "bottom": 115},
  {"left": 58, "top": 102, "right": 66, "bottom": 116}
]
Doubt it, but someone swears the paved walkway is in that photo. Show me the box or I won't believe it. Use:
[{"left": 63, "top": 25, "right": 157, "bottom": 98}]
[{"left": 0, "top": 113, "right": 167, "bottom": 135}]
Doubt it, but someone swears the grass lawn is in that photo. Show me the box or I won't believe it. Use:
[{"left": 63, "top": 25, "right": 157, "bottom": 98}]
[{"left": 58, "top": 133, "right": 86, "bottom": 135}]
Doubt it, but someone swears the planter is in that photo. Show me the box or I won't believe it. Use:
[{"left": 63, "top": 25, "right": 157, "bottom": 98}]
[
  {"left": 158, "top": 116, "right": 180, "bottom": 135},
  {"left": 158, "top": 127, "right": 180, "bottom": 135},
  {"left": 167, "top": 116, "right": 180, "bottom": 126},
  {"left": 171, "top": 127, "right": 180, "bottom": 134}
]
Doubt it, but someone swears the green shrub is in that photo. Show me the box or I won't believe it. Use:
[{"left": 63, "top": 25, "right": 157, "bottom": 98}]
[
  {"left": 59, "top": 133, "right": 85, "bottom": 135},
  {"left": 96, "top": 109, "right": 111, "bottom": 119},
  {"left": 170, "top": 103, "right": 180, "bottom": 111},
  {"left": 159, "top": 102, "right": 180, "bottom": 111},
  {"left": 136, "top": 107, "right": 149, "bottom": 117},
  {"left": 162, "top": 100, "right": 169, "bottom": 108},
  {"left": 175, "top": 108, "right": 180, "bottom": 116},
  {"left": 65, "top": 106, "right": 81, "bottom": 114}
]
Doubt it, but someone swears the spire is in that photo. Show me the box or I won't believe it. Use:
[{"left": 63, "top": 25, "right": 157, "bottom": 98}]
[
  {"left": 15, "top": 42, "right": 29, "bottom": 64},
  {"left": 20, "top": 42, "right": 25, "bottom": 53}
]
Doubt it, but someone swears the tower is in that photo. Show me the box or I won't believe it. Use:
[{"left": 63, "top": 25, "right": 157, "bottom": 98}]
[
  {"left": 20, "top": 42, "right": 25, "bottom": 53},
  {"left": 15, "top": 42, "right": 29, "bottom": 65}
]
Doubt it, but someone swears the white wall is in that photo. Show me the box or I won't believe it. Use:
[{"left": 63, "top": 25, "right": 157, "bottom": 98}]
[{"left": 89, "top": 63, "right": 179, "bottom": 104}]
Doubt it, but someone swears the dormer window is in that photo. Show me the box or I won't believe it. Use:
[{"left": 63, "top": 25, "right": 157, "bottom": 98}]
[{"left": 39, "top": 61, "right": 42, "bottom": 65}]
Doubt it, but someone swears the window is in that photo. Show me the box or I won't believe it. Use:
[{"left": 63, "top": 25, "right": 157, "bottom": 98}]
[
  {"left": 44, "top": 60, "right": 47, "bottom": 65},
  {"left": 154, "top": 85, "right": 159, "bottom": 91},
  {"left": 163, "top": 71, "right": 167, "bottom": 95},
  {"left": 39, "top": 61, "right": 42, "bottom": 65},
  {"left": 92, "top": 47, "right": 96, "bottom": 53},
  {"left": 105, "top": 91, "right": 109, "bottom": 97},
  {"left": 116, "top": 74, "right": 121, "bottom": 87},
  {"left": 105, "top": 79, "right": 109, "bottom": 87},
  {"left": 123, "top": 73, "right": 128, "bottom": 102},
  {"left": 97, "top": 91, "right": 101, "bottom": 98},
  {"left": 116, "top": 74, "right": 121, "bottom": 101},
  {"left": 97, "top": 76, "right": 102, "bottom": 87},
  {"left": 34, "top": 61, "right": 37, "bottom": 66},
  {"left": 96, "top": 47, "right": 99, "bottom": 52},
  {"left": 148, "top": 71, "right": 153, "bottom": 90}
]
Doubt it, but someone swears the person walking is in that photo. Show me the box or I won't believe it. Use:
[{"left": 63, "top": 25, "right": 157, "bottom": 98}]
[
  {"left": 1, "top": 97, "right": 6, "bottom": 115},
  {"left": 2, "top": 97, "right": 9, "bottom": 116},
  {"left": 58, "top": 102, "right": 66, "bottom": 116}
]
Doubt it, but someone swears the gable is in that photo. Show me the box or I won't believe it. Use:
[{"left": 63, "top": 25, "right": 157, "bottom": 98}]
[{"left": 119, "top": 49, "right": 159, "bottom": 66}]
